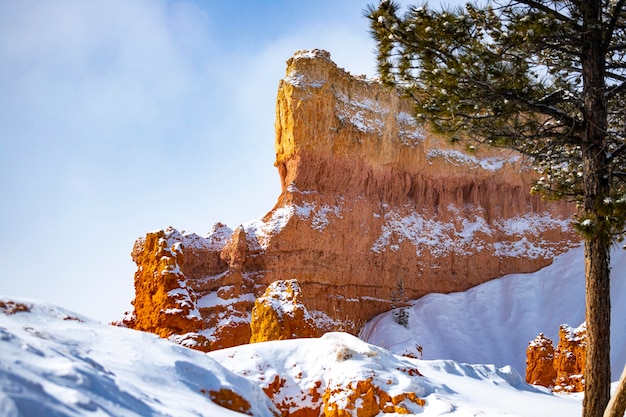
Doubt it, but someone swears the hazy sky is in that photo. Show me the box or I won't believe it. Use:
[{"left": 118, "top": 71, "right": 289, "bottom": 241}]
[{"left": 0, "top": 0, "right": 384, "bottom": 322}]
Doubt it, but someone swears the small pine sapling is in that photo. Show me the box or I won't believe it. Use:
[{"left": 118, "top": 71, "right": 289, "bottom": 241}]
[{"left": 390, "top": 278, "right": 409, "bottom": 328}]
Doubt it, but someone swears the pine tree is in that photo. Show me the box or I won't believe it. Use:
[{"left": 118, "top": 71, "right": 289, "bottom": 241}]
[
  {"left": 367, "top": 1, "right": 626, "bottom": 416},
  {"left": 391, "top": 278, "right": 409, "bottom": 327}
]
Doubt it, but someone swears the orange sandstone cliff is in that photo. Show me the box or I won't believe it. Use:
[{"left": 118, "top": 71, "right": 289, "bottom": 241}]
[{"left": 121, "top": 49, "right": 578, "bottom": 350}]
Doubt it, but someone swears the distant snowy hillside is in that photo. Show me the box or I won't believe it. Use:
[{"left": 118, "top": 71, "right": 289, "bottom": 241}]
[
  {"left": 0, "top": 297, "right": 278, "bottom": 417},
  {"left": 361, "top": 244, "right": 626, "bottom": 378}
]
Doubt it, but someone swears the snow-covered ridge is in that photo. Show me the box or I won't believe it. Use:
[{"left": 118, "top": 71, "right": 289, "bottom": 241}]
[
  {"left": 135, "top": 225, "right": 233, "bottom": 256},
  {"left": 209, "top": 332, "right": 582, "bottom": 416},
  {"left": 0, "top": 297, "right": 278, "bottom": 417},
  {"left": 1, "top": 300, "right": 584, "bottom": 416},
  {"left": 291, "top": 48, "right": 332, "bottom": 62}
]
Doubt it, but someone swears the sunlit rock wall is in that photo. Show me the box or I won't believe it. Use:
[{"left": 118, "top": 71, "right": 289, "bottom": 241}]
[{"left": 122, "top": 49, "right": 578, "bottom": 350}]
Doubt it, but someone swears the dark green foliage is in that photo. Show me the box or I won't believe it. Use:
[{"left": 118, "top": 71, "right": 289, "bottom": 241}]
[
  {"left": 367, "top": 0, "right": 626, "bottom": 241},
  {"left": 367, "top": 1, "right": 626, "bottom": 415}
]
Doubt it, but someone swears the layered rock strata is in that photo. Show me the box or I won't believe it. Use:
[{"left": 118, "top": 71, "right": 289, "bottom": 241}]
[
  {"left": 122, "top": 49, "right": 578, "bottom": 350},
  {"left": 526, "top": 324, "right": 587, "bottom": 392}
]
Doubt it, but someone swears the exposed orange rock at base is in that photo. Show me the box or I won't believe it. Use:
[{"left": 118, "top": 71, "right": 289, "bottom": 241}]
[
  {"left": 202, "top": 388, "right": 256, "bottom": 416},
  {"left": 121, "top": 49, "right": 578, "bottom": 351},
  {"left": 262, "top": 375, "right": 320, "bottom": 417},
  {"left": 0, "top": 300, "right": 31, "bottom": 315},
  {"left": 261, "top": 374, "right": 425, "bottom": 417},
  {"left": 526, "top": 324, "right": 586, "bottom": 392},
  {"left": 322, "top": 378, "right": 425, "bottom": 417},
  {"left": 250, "top": 280, "right": 320, "bottom": 343}
]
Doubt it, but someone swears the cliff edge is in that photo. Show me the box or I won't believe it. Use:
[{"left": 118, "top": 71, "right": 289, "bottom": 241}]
[{"left": 121, "top": 49, "right": 578, "bottom": 350}]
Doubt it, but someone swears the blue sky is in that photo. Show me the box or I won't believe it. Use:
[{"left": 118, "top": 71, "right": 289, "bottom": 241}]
[{"left": 0, "top": 0, "right": 381, "bottom": 322}]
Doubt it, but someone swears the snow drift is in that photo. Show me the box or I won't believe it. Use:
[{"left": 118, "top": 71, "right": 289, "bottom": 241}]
[
  {"left": 361, "top": 244, "right": 626, "bottom": 378},
  {"left": 0, "top": 298, "right": 278, "bottom": 417},
  {"left": 1, "top": 295, "right": 584, "bottom": 416}
]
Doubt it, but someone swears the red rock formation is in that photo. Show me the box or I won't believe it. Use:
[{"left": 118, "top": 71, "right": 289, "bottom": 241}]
[
  {"left": 250, "top": 280, "right": 320, "bottom": 343},
  {"left": 121, "top": 230, "right": 204, "bottom": 343},
  {"left": 554, "top": 324, "right": 586, "bottom": 392},
  {"left": 202, "top": 388, "right": 258, "bottom": 416},
  {"left": 123, "top": 49, "right": 578, "bottom": 350},
  {"left": 525, "top": 324, "right": 587, "bottom": 392},
  {"left": 525, "top": 333, "right": 557, "bottom": 388}
]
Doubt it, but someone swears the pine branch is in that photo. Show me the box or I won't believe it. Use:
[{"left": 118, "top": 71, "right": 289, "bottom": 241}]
[
  {"left": 511, "top": 0, "right": 583, "bottom": 29},
  {"left": 602, "top": 0, "right": 626, "bottom": 52}
]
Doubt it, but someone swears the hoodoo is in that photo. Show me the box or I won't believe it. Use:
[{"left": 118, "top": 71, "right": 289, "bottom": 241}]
[{"left": 121, "top": 49, "right": 578, "bottom": 350}]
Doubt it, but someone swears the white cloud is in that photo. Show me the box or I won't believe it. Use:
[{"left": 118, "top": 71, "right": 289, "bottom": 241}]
[
  {"left": 0, "top": 0, "right": 215, "bottom": 134},
  {"left": 0, "top": 0, "right": 382, "bottom": 322}
]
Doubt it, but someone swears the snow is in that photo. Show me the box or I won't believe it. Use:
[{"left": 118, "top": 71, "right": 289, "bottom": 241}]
[
  {"left": 159, "top": 226, "right": 233, "bottom": 253},
  {"left": 254, "top": 280, "right": 314, "bottom": 322},
  {"left": 427, "top": 148, "right": 517, "bottom": 171},
  {"left": 291, "top": 49, "right": 332, "bottom": 61},
  {"left": 397, "top": 112, "right": 425, "bottom": 145},
  {"left": 361, "top": 244, "right": 626, "bottom": 378},
  {"left": 293, "top": 200, "right": 343, "bottom": 231},
  {"left": 371, "top": 206, "right": 574, "bottom": 258},
  {"left": 196, "top": 291, "right": 256, "bottom": 309},
  {"left": 0, "top": 298, "right": 278, "bottom": 417},
  {"left": 245, "top": 205, "right": 294, "bottom": 249},
  {"left": 209, "top": 332, "right": 582, "bottom": 417},
  {"left": 284, "top": 70, "right": 325, "bottom": 88},
  {"left": 3, "top": 245, "right": 626, "bottom": 415},
  {"left": 335, "top": 92, "right": 387, "bottom": 134}
]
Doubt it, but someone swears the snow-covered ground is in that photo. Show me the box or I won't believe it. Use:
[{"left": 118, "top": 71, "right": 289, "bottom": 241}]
[
  {"left": 361, "top": 244, "right": 626, "bottom": 377},
  {"left": 210, "top": 332, "right": 582, "bottom": 416},
  {"left": 0, "top": 298, "right": 278, "bottom": 417},
  {"left": 2, "top": 244, "right": 625, "bottom": 416},
  {"left": 0, "top": 297, "right": 583, "bottom": 416}
]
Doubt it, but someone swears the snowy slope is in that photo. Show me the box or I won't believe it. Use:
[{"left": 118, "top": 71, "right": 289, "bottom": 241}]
[
  {"left": 0, "top": 297, "right": 278, "bottom": 417},
  {"left": 0, "top": 296, "right": 585, "bottom": 416},
  {"left": 209, "top": 332, "right": 582, "bottom": 416},
  {"left": 361, "top": 244, "right": 626, "bottom": 377}
]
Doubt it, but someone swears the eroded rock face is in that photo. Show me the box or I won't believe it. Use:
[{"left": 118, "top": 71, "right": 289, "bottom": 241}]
[
  {"left": 525, "top": 324, "right": 587, "bottom": 392},
  {"left": 250, "top": 280, "right": 320, "bottom": 343},
  {"left": 322, "top": 377, "right": 425, "bottom": 417},
  {"left": 525, "top": 333, "right": 557, "bottom": 388},
  {"left": 121, "top": 230, "right": 203, "bottom": 342},
  {"left": 122, "top": 49, "right": 578, "bottom": 349}
]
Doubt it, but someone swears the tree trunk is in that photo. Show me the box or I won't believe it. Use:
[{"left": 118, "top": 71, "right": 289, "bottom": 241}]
[
  {"left": 583, "top": 237, "right": 612, "bottom": 417},
  {"left": 604, "top": 364, "right": 626, "bottom": 417},
  {"left": 580, "top": 0, "right": 612, "bottom": 414}
]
